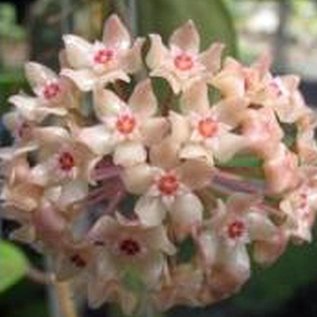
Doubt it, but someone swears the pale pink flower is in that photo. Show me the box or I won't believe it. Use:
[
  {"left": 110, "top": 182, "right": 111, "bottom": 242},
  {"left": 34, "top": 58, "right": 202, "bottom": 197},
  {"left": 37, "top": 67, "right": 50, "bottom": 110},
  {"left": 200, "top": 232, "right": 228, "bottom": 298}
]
[
  {"left": 29, "top": 127, "right": 99, "bottom": 207},
  {"left": 175, "top": 82, "right": 247, "bottom": 164},
  {"left": 280, "top": 184, "right": 317, "bottom": 242},
  {"left": 61, "top": 15, "right": 144, "bottom": 91},
  {"left": 153, "top": 264, "right": 205, "bottom": 311},
  {"left": 263, "top": 144, "right": 300, "bottom": 194},
  {"left": 146, "top": 20, "right": 224, "bottom": 93},
  {"left": 124, "top": 138, "right": 212, "bottom": 239},
  {"left": 85, "top": 215, "right": 175, "bottom": 309},
  {"left": 241, "top": 107, "right": 284, "bottom": 159},
  {"left": 76, "top": 79, "right": 168, "bottom": 167},
  {"left": 197, "top": 194, "right": 278, "bottom": 295}
]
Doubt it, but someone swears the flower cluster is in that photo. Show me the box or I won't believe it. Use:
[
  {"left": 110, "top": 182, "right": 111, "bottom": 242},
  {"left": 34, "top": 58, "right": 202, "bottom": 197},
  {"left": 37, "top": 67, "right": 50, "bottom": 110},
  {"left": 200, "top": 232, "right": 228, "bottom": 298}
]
[{"left": 1, "top": 15, "right": 317, "bottom": 314}]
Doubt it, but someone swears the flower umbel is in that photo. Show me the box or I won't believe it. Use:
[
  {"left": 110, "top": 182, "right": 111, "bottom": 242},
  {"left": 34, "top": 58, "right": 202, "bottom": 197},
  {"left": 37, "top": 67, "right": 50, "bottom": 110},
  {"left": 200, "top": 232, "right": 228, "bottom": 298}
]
[{"left": 1, "top": 14, "right": 317, "bottom": 315}]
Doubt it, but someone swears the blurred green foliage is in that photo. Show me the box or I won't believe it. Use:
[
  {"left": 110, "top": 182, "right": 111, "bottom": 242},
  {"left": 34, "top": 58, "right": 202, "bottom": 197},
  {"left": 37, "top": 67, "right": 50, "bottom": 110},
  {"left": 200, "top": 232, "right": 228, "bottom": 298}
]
[
  {"left": 0, "top": 4, "right": 26, "bottom": 41},
  {"left": 137, "top": 0, "right": 237, "bottom": 57},
  {"left": 0, "top": 241, "right": 28, "bottom": 293}
]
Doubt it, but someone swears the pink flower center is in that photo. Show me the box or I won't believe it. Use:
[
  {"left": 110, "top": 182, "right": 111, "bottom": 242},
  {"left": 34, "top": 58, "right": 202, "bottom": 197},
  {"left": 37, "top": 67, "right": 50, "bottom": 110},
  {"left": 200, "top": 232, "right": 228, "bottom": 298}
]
[
  {"left": 116, "top": 114, "right": 136, "bottom": 135},
  {"left": 158, "top": 173, "right": 179, "bottom": 196},
  {"left": 119, "top": 238, "right": 141, "bottom": 256},
  {"left": 174, "top": 53, "right": 194, "bottom": 71},
  {"left": 58, "top": 152, "right": 75, "bottom": 172},
  {"left": 70, "top": 254, "right": 86, "bottom": 267},
  {"left": 227, "top": 220, "right": 245, "bottom": 239},
  {"left": 94, "top": 49, "right": 114, "bottom": 64},
  {"left": 198, "top": 118, "right": 218, "bottom": 138},
  {"left": 43, "top": 82, "right": 61, "bottom": 100}
]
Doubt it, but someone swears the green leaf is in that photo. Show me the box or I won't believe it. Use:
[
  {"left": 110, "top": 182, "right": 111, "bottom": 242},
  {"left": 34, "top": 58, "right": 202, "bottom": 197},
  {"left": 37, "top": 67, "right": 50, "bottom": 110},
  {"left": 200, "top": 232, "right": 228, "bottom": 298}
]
[
  {"left": 0, "top": 241, "right": 29, "bottom": 292},
  {"left": 220, "top": 154, "right": 262, "bottom": 168},
  {"left": 137, "top": 0, "right": 237, "bottom": 57}
]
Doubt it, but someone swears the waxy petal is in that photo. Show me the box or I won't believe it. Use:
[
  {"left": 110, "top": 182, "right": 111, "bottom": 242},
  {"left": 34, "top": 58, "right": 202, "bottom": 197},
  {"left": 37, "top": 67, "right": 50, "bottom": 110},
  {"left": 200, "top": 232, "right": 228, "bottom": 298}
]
[
  {"left": 102, "top": 14, "right": 131, "bottom": 50},
  {"left": 135, "top": 195, "right": 166, "bottom": 227},
  {"left": 121, "top": 37, "right": 145, "bottom": 73},
  {"left": 63, "top": 34, "right": 92, "bottom": 68},
  {"left": 180, "top": 81, "right": 210, "bottom": 114},
  {"left": 171, "top": 192, "right": 203, "bottom": 239},
  {"left": 25, "top": 62, "right": 58, "bottom": 90},
  {"left": 93, "top": 88, "right": 126, "bottom": 119},
  {"left": 199, "top": 42, "right": 225, "bottom": 74},
  {"left": 169, "top": 20, "right": 200, "bottom": 53},
  {"left": 146, "top": 34, "right": 169, "bottom": 69},
  {"left": 77, "top": 125, "right": 114, "bottom": 156},
  {"left": 61, "top": 68, "right": 96, "bottom": 91},
  {"left": 113, "top": 141, "right": 146, "bottom": 167},
  {"left": 129, "top": 79, "right": 157, "bottom": 118},
  {"left": 122, "top": 163, "right": 155, "bottom": 195}
]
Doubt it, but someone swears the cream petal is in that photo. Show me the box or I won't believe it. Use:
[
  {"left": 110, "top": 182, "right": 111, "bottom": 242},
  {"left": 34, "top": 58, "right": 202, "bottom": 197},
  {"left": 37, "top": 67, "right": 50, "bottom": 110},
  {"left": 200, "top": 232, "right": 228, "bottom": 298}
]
[
  {"left": 247, "top": 213, "right": 277, "bottom": 241},
  {"left": 102, "top": 14, "right": 131, "bottom": 50},
  {"left": 253, "top": 232, "right": 288, "bottom": 265},
  {"left": 61, "top": 68, "right": 96, "bottom": 91},
  {"left": 77, "top": 125, "right": 114, "bottom": 156},
  {"left": 149, "top": 137, "right": 180, "bottom": 170},
  {"left": 9, "top": 95, "right": 42, "bottom": 121},
  {"left": 121, "top": 164, "right": 155, "bottom": 195},
  {"left": 98, "top": 70, "right": 130, "bottom": 86},
  {"left": 147, "top": 226, "right": 176, "bottom": 255},
  {"left": 93, "top": 88, "right": 126, "bottom": 119},
  {"left": 121, "top": 37, "right": 145, "bottom": 73},
  {"left": 0, "top": 145, "right": 37, "bottom": 160},
  {"left": 180, "top": 81, "right": 210, "bottom": 114},
  {"left": 129, "top": 79, "right": 157, "bottom": 117},
  {"left": 179, "top": 143, "right": 214, "bottom": 165},
  {"left": 62, "top": 34, "right": 92, "bottom": 68},
  {"left": 59, "top": 180, "right": 89, "bottom": 207},
  {"left": 170, "top": 193, "right": 203, "bottom": 239},
  {"left": 113, "top": 141, "right": 146, "bottom": 167},
  {"left": 138, "top": 252, "right": 165, "bottom": 287},
  {"left": 209, "top": 133, "right": 247, "bottom": 163},
  {"left": 25, "top": 62, "right": 58, "bottom": 90},
  {"left": 177, "top": 159, "right": 213, "bottom": 190},
  {"left": 140, "top": 117, "right": 169, "bottom": 146},
  {"left": 199, "top": 42, "right": 225, "bottom": 74},
  {"left": 169, "top": 20, "right": 200, "bottom": 53},
  {"left": 30, "top": 162, "right": 51, "bottom": 186},
  {"left": 146, "top": 34, "right": 169, "bottom": 69},
  {"left": 169, "top": 111, "right": 191, "bottom": 144},
  {"left": 198, "top": 231, "right": 219, "bottom": 266},
  {"left": 219, "top": 244, "right": 250, "bottom": 280},
  {"left": 135, "top": 195, "right": 166, "bottom": 227},
  {"left": 33, "top": 127, "right": 70, "bottom": 144}
]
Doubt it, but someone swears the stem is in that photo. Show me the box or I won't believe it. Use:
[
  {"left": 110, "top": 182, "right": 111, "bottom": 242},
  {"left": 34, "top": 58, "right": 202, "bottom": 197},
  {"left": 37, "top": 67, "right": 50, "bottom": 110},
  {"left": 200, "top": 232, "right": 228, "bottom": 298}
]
[
  {"left": 54, "top": 281, "right": 78, "bottom": 317},
  {"left": 211, "top": 169, "right": 267, "bottom": 195}
]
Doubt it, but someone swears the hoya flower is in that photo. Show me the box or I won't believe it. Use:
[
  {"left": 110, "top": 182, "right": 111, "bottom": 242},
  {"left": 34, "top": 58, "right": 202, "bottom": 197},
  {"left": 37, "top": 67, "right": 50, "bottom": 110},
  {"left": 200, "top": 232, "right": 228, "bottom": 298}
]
[
  {"left": 197, "top": 194, "right": 278, "bottom": 296},
  {"left": 153, "top": 263, "right": 205, "bottom": 311},
  {"left": 241, "top": 107, "right": 284, "bottom": 159},
  {"left": 85, "top": 215, "right": 175, "bottom": 310},
  {"left": 211, "top": 54, "right": 271, "bottom": 100},
  {"left": 61, "top": 15, "right": 144, "bottom": 91},
  {"left": 146, "top": 20, "right": 224, "bottom": 94},
  {"left": 30, "top": 127, "right": 100, "bottom": 207},
  {"left": 123, "top": 138, "right": 211, "bottom": 239},
  {"left": 263, "top": 144, "right": 299, "bottom": 194},
  {"left": 280, "top": 183, "right": 317, "bottom": 242},
  {"left": 9, "top": 62, "right": 79, "bottom": 120},
  {"left": 77, "top": 79, "right": 168, "bottom": 167},
  {"left": 174, "top": 82, "right": 247, "bottom": 165}
]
